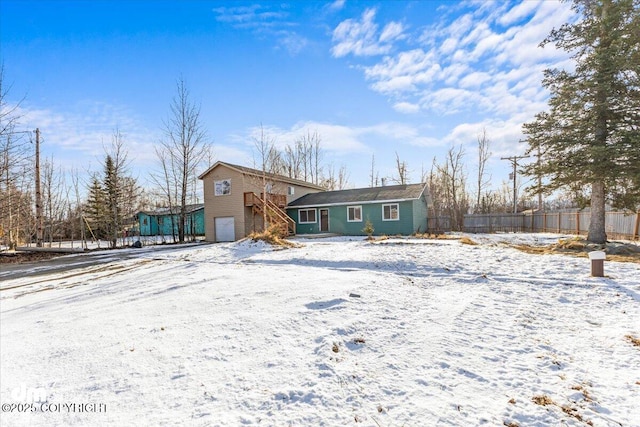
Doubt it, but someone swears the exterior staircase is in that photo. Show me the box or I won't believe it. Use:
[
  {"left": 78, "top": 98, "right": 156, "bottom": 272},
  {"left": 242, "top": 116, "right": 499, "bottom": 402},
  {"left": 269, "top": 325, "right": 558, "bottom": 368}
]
[{"left": 244, "top": 192, "right": 296, "bottom": 236}]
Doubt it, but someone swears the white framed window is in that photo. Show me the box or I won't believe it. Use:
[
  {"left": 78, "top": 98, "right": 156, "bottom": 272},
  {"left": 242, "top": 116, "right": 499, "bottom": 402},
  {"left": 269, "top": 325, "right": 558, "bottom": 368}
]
[
  {"left": 382, "top": 203, "right": 399, "bottom": 221},
  {"left": 288, "top": 186, "right": 295, "bottom": 196},
  {"left": 347, "top": 206, "right": 362, "bottom": 222},
  {"left": 214, "top": 179, "right": 231, "bottom": 196},
  {"left": 299, "top": 209, "right": 317, "bottom": 224}
]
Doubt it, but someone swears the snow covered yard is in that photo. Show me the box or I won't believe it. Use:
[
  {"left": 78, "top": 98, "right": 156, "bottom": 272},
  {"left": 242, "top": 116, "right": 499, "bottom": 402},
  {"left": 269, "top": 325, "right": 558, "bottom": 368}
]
[{"left": 1, "top": 234, "right": 639, "bottom": 426}]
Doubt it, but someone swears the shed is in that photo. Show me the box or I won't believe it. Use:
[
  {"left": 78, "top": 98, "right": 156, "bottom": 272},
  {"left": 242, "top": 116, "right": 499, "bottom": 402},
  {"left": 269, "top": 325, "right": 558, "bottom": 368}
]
[{"left": 136, "top": 204, "right": 205, "bottom": 237}]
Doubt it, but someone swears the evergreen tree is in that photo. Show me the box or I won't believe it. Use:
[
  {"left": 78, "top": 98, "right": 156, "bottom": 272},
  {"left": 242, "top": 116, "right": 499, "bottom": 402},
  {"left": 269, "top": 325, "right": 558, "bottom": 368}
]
[
  {"left": 522, "top": 0, "right": 640, "bottom": 243},
  {"left": 104, "top": 155, "right": 122, "bottom": 248},
  {"left": 85, "top": 176, "right": 108, "bottom": 241}
]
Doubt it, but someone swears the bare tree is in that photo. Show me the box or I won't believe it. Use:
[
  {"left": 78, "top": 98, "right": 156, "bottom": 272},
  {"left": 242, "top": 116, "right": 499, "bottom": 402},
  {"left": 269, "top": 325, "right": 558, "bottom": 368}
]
[
  {"left": 393, "top": 152, "right": 409, "bottom": 185},
  {"left": 283, "top": 141, "right": 304, "bottom": 179},
  {"left": 293, "top": 130, "right": 322, "bottom": 184},
  {"left": 322, "top": 164, "right": 350, "bottom": 190},
  {"left": 252, "top": 124, "right": 280, "bottom": 230},
  {"left": 41, "top": 156, "right": 67, "bottom": 246},
  {"left": 369, "top": 154, "right": 378, "bottom": 187},
  {"left": 431, "top": 145, "right": 470, "bottom": 231},
  {"left": 475, "top": 128, "right": 492, "bottom": 213},
  {"left": 157, "top": 78, "right": 210, "bottom": 243},
  {"left": 0, "top": 64, "right": 30, "bottom": 250}
]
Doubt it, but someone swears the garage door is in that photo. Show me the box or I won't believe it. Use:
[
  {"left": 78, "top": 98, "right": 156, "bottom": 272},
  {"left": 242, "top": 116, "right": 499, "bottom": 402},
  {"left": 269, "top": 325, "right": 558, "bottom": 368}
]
[{"left": 214, "top": 217, "right": 235, "bottom": 242}]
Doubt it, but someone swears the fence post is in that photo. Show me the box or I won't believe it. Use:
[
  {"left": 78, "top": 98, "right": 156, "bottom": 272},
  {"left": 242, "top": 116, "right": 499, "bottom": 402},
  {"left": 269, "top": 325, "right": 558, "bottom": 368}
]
[
  {"left": 576, "top": 211, "right": 580, "bottom": 236},
  {"left": 558, "top": 212, "right": 561, "bottom": 233},
  {"left": 531, "top": 212, "right": 534, "bottom": 232},
  {"left": 634, "top": 210, "right": 640, "bottom": 241}
]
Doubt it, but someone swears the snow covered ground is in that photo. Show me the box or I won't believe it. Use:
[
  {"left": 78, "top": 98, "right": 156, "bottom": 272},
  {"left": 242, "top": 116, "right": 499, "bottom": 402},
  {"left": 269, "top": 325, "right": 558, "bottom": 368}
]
[{"left": 1, "top": 233, "right": 639, "bottom": 426}]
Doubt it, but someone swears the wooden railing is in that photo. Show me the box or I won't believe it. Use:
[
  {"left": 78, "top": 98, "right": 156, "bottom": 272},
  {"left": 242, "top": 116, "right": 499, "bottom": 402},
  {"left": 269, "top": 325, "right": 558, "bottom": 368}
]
[
  {"left": 244, "top": 192, "right": 287, "bottom": 208},
  {"left": 245, "top": 192, "right": 295, "bottom": 236}
]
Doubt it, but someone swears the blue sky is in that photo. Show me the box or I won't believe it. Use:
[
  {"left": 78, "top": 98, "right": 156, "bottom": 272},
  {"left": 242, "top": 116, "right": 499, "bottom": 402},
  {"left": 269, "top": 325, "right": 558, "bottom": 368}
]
[{"left": 1, "top": 0, "right": 576, "bottom": 193}]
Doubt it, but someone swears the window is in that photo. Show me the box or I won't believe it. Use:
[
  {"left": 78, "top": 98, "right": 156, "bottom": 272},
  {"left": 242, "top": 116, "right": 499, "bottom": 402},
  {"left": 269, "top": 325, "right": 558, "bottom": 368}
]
[
  {"left": 347, "top": 206, "right": 362, "bottom": 222},
  {"left": 214, "top": 179, "right": 231, "bottom": 196},
  {"left": 143, "top": 218, "right": 148, "bottom": 225},
  {"left": 299, "top": 209, "right": 317, "bottom": 224},
  {"left": 287, "top": 186, "right": 295, "bottom": 196},
  {"left": 382, "top": 203, "right": 399, "bottom": 221}
]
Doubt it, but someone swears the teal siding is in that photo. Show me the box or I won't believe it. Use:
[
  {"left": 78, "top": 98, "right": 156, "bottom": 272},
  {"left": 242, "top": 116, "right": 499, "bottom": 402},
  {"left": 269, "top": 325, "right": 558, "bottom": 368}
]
[
  {"left": 137, "top": 209, "right": 205, "bottom": 236},
  {"left": 138, "top": 212, "right": 157, "bottom": 235},
  {"left": 290, "top": 208, "right": 320, "bottom": 234},
  {"left": 289, "top": 200, "right": 426, "bottom": 236},
  {"left": 412, "top": 194, "right": 428, "bottom": 233}
]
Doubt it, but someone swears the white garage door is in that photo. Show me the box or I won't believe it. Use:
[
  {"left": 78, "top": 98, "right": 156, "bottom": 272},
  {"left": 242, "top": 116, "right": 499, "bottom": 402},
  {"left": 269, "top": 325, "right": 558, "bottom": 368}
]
[{"left": 215, "top": 217, "right": 235, "bottom": 242}]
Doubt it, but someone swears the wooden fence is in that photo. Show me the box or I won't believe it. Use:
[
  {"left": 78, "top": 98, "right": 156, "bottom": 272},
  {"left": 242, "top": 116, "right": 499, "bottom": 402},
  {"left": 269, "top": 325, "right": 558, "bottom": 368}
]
[{"left": 463, "top": 210, "right": 640, "bottom": 240}]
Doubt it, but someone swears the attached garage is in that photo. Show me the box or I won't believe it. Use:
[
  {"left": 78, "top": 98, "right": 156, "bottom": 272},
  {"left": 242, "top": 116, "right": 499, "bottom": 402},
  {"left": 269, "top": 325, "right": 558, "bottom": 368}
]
[{"left": 214, "top": 217, "right": 235, "bottom": 242}]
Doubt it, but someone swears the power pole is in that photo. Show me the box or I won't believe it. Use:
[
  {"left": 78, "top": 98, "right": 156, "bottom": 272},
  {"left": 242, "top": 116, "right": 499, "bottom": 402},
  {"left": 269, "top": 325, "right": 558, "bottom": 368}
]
[
  {"left": 501, "top": 154, "right": 530, "bottom": 214},
  {"left": 35, "top": 128, "right": 43, "bottom": 247}
]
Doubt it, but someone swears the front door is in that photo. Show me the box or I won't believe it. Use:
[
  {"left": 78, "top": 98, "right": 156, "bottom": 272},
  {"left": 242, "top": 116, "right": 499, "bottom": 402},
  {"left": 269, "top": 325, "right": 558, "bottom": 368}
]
[{"left": 320, "top": 209, "right": 329, "bottom": 232}]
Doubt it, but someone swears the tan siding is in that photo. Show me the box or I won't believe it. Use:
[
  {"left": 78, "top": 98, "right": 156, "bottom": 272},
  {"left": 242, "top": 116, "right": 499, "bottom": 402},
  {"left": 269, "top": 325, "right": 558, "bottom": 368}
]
[
  {"left": 202, "top": 165, "right": 246, "bottom": 241},
  {"left": 200, "top": 162, "right": 325, "bottom": 241}
]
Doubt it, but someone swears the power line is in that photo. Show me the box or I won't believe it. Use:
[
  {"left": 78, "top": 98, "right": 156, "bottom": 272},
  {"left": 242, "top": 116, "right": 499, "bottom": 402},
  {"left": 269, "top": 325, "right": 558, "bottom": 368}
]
[{"left": 501, "top": 154, "right": 530, "bottom": 214}]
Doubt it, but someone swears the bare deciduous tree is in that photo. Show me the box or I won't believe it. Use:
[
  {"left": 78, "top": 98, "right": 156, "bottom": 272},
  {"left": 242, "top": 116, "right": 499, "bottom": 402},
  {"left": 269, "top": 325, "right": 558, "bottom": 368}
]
[
  {"left": 393, "top": 152, "right": 409, "bottom": 185},
  {"left": 156, "top": 78, "right": 211, "bottom": 243},
  {"left": 475, "top": 128, "right": 492, "bottom": 213}
]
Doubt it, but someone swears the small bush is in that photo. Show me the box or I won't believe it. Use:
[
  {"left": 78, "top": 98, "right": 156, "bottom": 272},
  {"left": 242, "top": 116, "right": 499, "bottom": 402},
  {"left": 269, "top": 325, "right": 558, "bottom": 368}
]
[{"left": 362, "top": 218, "right": 375, "bottom": 240}]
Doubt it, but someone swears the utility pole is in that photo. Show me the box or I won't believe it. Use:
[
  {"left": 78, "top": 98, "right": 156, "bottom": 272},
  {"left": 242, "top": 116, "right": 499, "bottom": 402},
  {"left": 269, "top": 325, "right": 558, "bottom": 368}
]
[
  {"left": 35, "top": 128, "right": 43, "bottom": 247},
  {"left": 501, "top": 154, "right": 530, "bottom": 214}
]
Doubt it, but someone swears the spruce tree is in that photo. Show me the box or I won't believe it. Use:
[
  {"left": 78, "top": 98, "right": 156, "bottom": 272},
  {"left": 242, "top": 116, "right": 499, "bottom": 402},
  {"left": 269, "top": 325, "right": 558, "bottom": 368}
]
[
  {"left": 104, "top": 155, "right": 122, "bottom": 248},
  {"left": 522, "top": 0, "right": 640, "bottom": 243},
  {"left": 86, "top": 176, "right": 108, "bottom": 241}
]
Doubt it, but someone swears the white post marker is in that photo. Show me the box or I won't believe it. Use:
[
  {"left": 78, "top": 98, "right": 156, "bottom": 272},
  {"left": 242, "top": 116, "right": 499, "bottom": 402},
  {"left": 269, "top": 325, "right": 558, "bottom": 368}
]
[{"left": 588, "top": 251, "right": 606, "bottom": 277}]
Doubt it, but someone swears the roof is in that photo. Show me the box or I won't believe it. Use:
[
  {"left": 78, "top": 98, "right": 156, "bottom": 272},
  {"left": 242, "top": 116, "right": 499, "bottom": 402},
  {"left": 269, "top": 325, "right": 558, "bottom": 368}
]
[
  {"left": 198, "top": 161, "right": 326, "bottom": 191},
  {"left": 138, "top": 203, "right": 204, "bottom": 216},
  {"left": 286, "top": 183, "right": 428, "bottom": 208}
]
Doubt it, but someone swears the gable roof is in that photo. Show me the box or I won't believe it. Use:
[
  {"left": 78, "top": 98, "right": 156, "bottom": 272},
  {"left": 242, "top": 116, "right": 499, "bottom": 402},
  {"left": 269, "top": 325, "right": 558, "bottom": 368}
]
[
  {"left": 198, "top": 161, "right": 326, "bottom": 191},
  {"left": 287, "top": 183, "right": 428, "bottom": 208}
]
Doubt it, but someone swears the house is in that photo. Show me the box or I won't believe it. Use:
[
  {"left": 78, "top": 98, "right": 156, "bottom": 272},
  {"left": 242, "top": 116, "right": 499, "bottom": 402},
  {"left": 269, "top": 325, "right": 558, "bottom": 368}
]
[
  {"left": 286, "top": 183, "right": 430, "bottom": 236},
  {"left": 197, "top": 161, "right": 325, "bottom": 242},
  {"left": 136, "top": 204, "right": 205, "bottom": 237}
]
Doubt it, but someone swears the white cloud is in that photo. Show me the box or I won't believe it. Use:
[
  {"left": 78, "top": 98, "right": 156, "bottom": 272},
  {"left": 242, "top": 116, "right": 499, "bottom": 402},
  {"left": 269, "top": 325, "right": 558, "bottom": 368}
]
[
  {"left": 328, "top": 0, "right": 346, "bottom": 12},
  {"left": 498, "top": 0, "right": 542, "bottom": 26},
  {"left": 331, "top": 9, "right": 405, "bottom": 58},
  {"left": 212, "top": 4, "right": 306, "bottom": 56},
  {"left": 393, "top": 102, "right": 420, "bottom": 114},
  {"left": 16, "top": 101, "right": 160, "bottom": 171},
  {"left": 342, "top": 0, "right": 574, "bottom": 122},
  {"left": 379, "top": 21, "right": 406, "bottom": 43}
]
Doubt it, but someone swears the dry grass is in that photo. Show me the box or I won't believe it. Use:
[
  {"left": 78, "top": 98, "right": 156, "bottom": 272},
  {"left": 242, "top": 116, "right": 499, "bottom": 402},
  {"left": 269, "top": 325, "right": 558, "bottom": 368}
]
[
  {"left": 626, "top": 335, "right": 640, "bottom": 347},
  {"left": 510, "top": 238, "right": 640, "bottom": 264},
  {"left": 532, "top": 393, "right": 593, "bottom": 425},
  {"left": 414, "top": 233, "right": 459, "bottom": 240},
  {"left": 459, "top": 236, "right": 479, "bottom": 245},
  {"left": 247, "top": 226, "right": 299, "bottom": 248},
  {"left": 532, "top": 395, "right": 554, "bottom": 406}
]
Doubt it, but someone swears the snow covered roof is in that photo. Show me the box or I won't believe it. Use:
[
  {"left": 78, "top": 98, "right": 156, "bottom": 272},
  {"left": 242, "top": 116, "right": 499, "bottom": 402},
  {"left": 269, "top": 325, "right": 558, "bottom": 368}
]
[{"left": 287, "top": 183, "right": 427, "bottom": 208}]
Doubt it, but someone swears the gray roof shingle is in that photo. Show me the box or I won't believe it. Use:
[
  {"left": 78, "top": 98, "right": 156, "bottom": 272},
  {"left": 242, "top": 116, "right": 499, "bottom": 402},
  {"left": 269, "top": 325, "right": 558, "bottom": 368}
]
[{"left": 287, "top": 183, "right": 427, "bottom": 208}]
